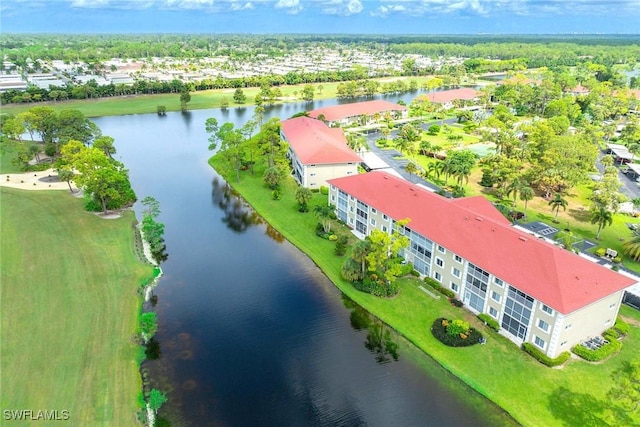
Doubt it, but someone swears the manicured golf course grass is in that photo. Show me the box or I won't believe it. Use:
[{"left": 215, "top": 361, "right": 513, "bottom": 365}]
[
  {"left": 210, "top": 156, "right": 640, "bottom": 427},
  {"left": 0, "top": 187, "right": 154, "bottom": 426},
  {"left": 0, "top": 75, "right": 449, "bottom": 118}
]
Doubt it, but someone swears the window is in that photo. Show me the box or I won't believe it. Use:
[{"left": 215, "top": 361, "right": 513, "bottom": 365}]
[
  {"left": 451, "top": 282, "right": 459, "bottom": 292},
  {"left": 561, "top": 341, "right": 567, "bottom": 347},
  {"left": 538, "top": 319, "right": 549, "bottom": 332},
  {"left": 310, "top": 173, "right": 316, "bottom": 176},
  {"left": 371, "top": 208, "right": 377, "bottom": 214},
  {"left": 382, "top": 226, "right": 387, "bottom": 232},
  {"left": 383, "top": 214, "right": 388, "bottom": 220},
  {"left": 541, "top": 304, "right": 553, "bottom": 315},
  {"left": 565, "top": 324, "right": 572, "bottom": 330},
  {"left": 494, "top": 277, "right": 504, "bottom": 287},
  {"left": 491, "top": 291, "right": 501, "bottom": 303},
  {"left": 437, "top": 245, "right": 446, "bottom": 254},
  {"left": 370, "top": 218, "right": 376, "bottom": 226},
  {"left": 534, "top": 336, "right": 546, "bottom": 349},
  {"left": 454, "top": 255, "right": 463, "bottom": 263},
  {"left": 501, "top": 286, "right": 534, "bottom": 340},
  {"left": 434, "top": 272, "right": 442, "bottom": 282},
  {"left": 464, "top": 263, "right": 490, "bottom": 312},
  {"left": 350, "top": 206, "right": 354, "bottom": 212},
  {"left": 609, "top": 303, "right": 616, "bottom": 309},
  {"left": 605, "top": 319, "right": 611, "bottom": 326},
  {"left": 452, "top": 267, "right": 461, "bottom": 278},
  {"left": 489, "top": 307, "right": 498, "bottom": 318},
  {"left": 436, "top": 258, "right": 444, "bottom": 268}
]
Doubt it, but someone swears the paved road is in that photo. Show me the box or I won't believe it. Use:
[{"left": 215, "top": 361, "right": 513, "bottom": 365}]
[{"left": 357, "top": 118, "right": 458, "bottom": 191}]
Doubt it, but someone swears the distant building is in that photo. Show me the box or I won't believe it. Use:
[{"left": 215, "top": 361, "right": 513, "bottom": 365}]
[
  {"left": 426, "top": 88, "right": 480, "bottom": 108},
  {"left": 327, "top": 171, "right": 636, "bottom": 358},
  {"left": 0, "top": 74, "right": 27, "bottom": 92},
  {"left": 308, "top": 100, "right": 408, "bottom": 127},
  {"left": 281, "top": 116, "right": 361, "bottom": 189}
]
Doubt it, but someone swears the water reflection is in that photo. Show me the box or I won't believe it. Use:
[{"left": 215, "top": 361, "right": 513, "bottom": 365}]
[
  {"left": 211, "top": 176, "right": 262, "bottom": 232},
  {"left": 145, "top": 337, "right": 162, "bottom": 361},
  {"left": 343, "top": 295, "right": 400, "bottom": 364},
  {"left": 265, "top": 223, "right": 285, "bottom": 243}
]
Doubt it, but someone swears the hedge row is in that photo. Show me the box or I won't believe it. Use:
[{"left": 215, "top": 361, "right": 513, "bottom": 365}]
[
  {"left": 477, "top": 313, "right": 500, "bottom": 332},
  {"left": 522, "top": 343, "right": 571, "bottom": 367},
  {"left": 423, "top": 277, "right": 456, "bottom": 299},
  {"left": 571, "top": 335, "right": 622, "bottom": 362},
  {"left": 353, "top": 277, "right": 400, "bottom": 298},
  {"left": 431, "top": 318, "right": 483, "bottom": 347}
]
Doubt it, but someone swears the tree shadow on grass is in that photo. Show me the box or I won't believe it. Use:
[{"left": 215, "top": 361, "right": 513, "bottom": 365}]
[
  {"left": 568, "top": 207, "right": 591, "bottom": 222},
  {"left": 548, "top": 386, "right": 634, "bottom": 427}
]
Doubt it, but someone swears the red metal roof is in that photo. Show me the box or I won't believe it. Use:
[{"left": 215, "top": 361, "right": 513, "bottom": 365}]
[
  {"left": 426, "top": 88, "right": 480, "bottom": 104},
  {"left": 281, "top": 117, "right": 361, "bottom": 165},
  {"left": 308, "top": 100, "right": 407, "bottom": 122},
  {"left": 328, "top": 171, "right": 635, "bottom": 314}
]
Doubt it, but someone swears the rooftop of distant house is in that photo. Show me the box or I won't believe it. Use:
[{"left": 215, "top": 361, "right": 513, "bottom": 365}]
[{"left": 308, "top": 100, "right": 407, "bottom": 122}]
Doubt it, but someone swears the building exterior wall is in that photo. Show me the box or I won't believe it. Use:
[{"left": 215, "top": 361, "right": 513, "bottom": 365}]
[
  {"left": 290, "top": 148, "right": 358, "bottom": 188},
  {"left": 328, "top": 183, "right": 626, "bottom": 358},
  {"left": 551, "top": 291, "right": 625, "bottom": 356}
]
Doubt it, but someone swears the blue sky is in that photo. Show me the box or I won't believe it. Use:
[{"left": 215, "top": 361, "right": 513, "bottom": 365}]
[{"left": 1, "top": 0, "right": 639, "bottom": 34}]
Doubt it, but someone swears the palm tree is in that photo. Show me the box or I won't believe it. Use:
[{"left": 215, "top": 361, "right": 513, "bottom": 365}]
[
  {"left": 590, "top": 206, "right": 613, "bottom": 240},
  {"left": 404, "top": 161, "right": 419, "bottom": 182},
  {"left": 623, "top": 230, "right": 640, "bottom": 261},
  {"left": 313, "top": 204, "right": 335, "bottom": 234},
  {"left": 346, "top": 133, "right": 369, "bottom": 153},
  {"left": 519, "top": 185, "right": 534, "bottom": 219},
  {"left": 426, "top": 162, "right": 441, "bottom": 181},
  {"left": 548, "top": 193, "right": 568, "bottom": 223}
]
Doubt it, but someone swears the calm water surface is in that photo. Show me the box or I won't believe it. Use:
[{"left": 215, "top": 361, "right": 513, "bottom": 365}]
[{"left": 93, "top": 96, "right": 516, "bottom": 427}]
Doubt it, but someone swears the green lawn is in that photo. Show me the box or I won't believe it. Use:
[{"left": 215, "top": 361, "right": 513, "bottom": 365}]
[
  {"left": 210, "top": 156, "right": 640, "bottom": 427},
  {"left": 0, "top": 76, "right": 442, "bottom": 118},
  {"left": 0, "top": 187, "right": 154, "bottom": 426}
]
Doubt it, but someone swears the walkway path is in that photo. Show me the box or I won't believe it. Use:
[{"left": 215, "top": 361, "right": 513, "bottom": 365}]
[{"left": 0, "top": 168, "right": 76, "bottom": 191}]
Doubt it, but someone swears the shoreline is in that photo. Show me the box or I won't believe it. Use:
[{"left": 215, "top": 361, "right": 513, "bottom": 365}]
[{"left": 208, "top": 159, "right": 521, "bottom": 425}]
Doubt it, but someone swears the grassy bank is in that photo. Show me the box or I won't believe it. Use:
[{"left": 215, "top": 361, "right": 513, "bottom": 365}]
[
  {"left": 0, "top": 187, "right": 154, "bottom": 426},
  {"left": 209, "top": 156, "right": 640, "bottom": 427},
  {"left": 0, "top": 76, "right": 448, "bottom": 118}
]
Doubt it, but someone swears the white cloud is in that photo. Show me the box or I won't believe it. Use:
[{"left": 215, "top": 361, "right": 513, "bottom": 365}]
[
  {"left": 275, "top": 0, "right": 303, "bottom": 14},
  {"left": 315, "top": 0, "right": 364, "bottom": 16},
  {"left": 372, "top": 0, "right": 639, "bottom": 18},
  {"left": 230, "top": 1, "right": 254, "bottom": 10}
]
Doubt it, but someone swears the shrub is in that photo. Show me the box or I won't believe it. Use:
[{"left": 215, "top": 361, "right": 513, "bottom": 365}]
[
  {"left": 477, "top": 313, "right": 500, "bottom": 332},
  {"left": 612, "top": 256, "right": 622, "bottom": 263},
  {"left": 594, "top": 247, "right": 606, "bottom": 257},
  {"left": 423, "top": 277, "right": 456, "bottom": 299},
  {"left": 431, "top": 318, "right": 483, "bottom": 347},
  {"left": 614, "top": 317, "right": 631, "bottom": 336},
  {"left": 328, "top": 234, "right": 338, "bottom": 241},
  {"left": 479, "top": 169, "right": 495, "bottom": 187},
  {"left": 398, "top": 261, "right": 414, "bottom": 277},
  {"left": 447, "top": 319, "right": 470, "bottom": 337},
  {"left": 271, "top": 188, "right": 281, "bottom": 200},
  {"left": 320, "top": 186, "right": 329, "bottom": 195},
  {"left": 522, "top": 343, "right": 571, "bottom": 367},
  {"left": 410, "top": 269, "right": 421, "bottom": 277},
  {"left": 572, "top": 338, "right": 622, "bottom": 362},
  {"left": 353, "top": 275, "right": 399, "bottom": 297},
  {"left": 450, "top": 298, "right": 464, "bottom": 307},
  {"left": 335, "top": 235, "right": 349, "bottom": 256},
  {"left": 427, "top": 124, "right": 441, "bottom": 135}
]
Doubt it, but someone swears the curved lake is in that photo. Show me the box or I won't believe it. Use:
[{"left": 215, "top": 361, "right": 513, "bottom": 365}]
[{"left": 93, "top": 95, "right": 516, "bottom": 427}]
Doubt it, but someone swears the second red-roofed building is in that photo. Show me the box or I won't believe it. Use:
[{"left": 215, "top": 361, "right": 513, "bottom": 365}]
[
  {"left": 281, "top": 116, "right": 361, "bottom": 189},
  {"left": 308, "top": 100, "right": 408, "bottom": 127}
]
